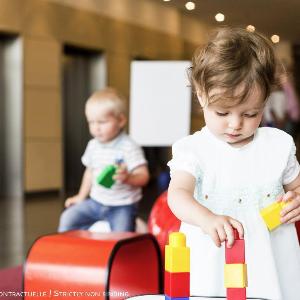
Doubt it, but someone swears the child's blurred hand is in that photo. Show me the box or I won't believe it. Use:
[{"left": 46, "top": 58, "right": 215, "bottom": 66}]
[
  {"left": 201, "top": 213, "right": 244, "bottom": 248},
  {"left": 113, "top": 163, "right": 130, "bottom": 183},
  {"left": 278, "top": 191, "right": 300, "bottom": 224},
  {"left": 64, "top": 195, "right": 85, "bottom": 208}
]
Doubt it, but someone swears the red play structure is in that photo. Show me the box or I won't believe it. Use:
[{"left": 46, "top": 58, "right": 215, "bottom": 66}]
[
  {"left": 24, "top": 231, "right": 162, "bottom": 300},
  {"left": 23, "top": 191, "right": 180, "bottom": 300}
]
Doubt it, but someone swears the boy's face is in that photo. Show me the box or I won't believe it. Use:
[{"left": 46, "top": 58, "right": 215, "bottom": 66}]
[
  {"left": 198, "top": 86, "right": 265, "bottom": 147},
  {"left": 85, "top": 103, "right": 126, "bottom": 143}
]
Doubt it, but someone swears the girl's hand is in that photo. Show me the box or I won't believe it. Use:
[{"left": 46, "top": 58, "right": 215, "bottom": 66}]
[
  {"left": 201, "top": 213, "right": 244, "bottom": 248},
  {"left": 279, "top": 191, "right": 300, "bottom": 224},
  {"left": 64, "top": 195, "right": 85, "bottom": 208},
  {"left": 113, "top": 163, "right": 130, "bottom": 183}
]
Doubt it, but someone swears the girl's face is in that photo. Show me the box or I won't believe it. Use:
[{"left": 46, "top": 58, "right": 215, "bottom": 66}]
[
  {"left": 85, "top": 102, "right": 126, "bottom": 143},
  {"left": 198, "top": 86, "right": 265, "bottom": 147}
]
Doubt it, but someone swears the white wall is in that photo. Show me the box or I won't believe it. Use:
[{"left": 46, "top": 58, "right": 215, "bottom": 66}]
[{"left": 129, "top": 61, "right": 191, "bottom": 146}]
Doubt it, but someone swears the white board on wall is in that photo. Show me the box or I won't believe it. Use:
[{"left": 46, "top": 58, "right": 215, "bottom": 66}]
[{"left": 129, "top": 61, "right": 191, "bottom": 146}]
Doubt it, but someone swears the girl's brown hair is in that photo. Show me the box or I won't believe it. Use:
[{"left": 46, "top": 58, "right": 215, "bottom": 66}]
[{"left": 189, "top": 27, "right": 282, "bottom": 107}]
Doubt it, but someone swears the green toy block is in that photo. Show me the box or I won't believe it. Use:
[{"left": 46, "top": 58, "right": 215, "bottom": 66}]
[{"left": 97, "top": 165, "right": 117, "bottom": 188}]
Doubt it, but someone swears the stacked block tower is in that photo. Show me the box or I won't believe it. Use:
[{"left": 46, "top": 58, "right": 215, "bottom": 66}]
[
  {"left": 165, "top": 232, "right": 190, "bottom": 300},
  {"left": 224, "top": 229, "right": 247, "bottom": 300}
]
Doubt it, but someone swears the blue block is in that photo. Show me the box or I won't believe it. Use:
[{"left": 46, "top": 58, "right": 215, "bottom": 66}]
[{"left": 165, "top": 296, "right": 189, "bottom": 300}]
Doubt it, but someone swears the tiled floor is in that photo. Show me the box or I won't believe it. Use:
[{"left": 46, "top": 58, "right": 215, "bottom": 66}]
[
  {"left": 0, "top": 197, "right": 25, "bottom": 268},
  {"left": 0, "top": 182, "right": 160, "bottom": 269},
  {"left": 0, "top": 194, "right": 62, "bottom": 268}
]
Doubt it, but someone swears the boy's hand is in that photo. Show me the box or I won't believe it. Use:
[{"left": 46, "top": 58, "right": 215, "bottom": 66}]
[
  {"left": 64, "top": 195, "right": 85, "bottom": 208},
  {"left": 113, "top": 163, "right": 130, "bottom": 183},
  {"left": 201, "top": 213, "right": 244, "bottom": 248},
  {"left": 279, "top": 191, "right": 300, "bottom": 224}
]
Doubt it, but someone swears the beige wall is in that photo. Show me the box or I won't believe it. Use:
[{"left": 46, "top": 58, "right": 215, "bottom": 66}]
[
  {"left": 47, "top": 0, "right": 182, "bottom": 37},
  {"left": 0, "top": 0, "right": 208, "bottom": 192}
]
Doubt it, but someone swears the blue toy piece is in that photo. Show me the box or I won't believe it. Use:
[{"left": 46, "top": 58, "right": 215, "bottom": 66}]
[{"left": 165, "top": 296, "right": 189, "bottom": 300}]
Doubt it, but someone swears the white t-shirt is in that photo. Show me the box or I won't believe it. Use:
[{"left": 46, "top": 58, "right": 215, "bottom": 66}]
[
  {"left": 82, "top": 132, "right": 147, "bottom": 206},
  {"left": 168, "top": 126, "right": 300, "bottom": 300}
]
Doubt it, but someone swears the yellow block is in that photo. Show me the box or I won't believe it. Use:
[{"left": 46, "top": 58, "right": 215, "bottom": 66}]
[
  {"left": 165, "top": 232, "right": 190, "bottom": 273},
  {"left": 224, "top": 263, "right": 248, "bottom": 288},
  {"left": 169, "top": 232, "right": 186, "bottom": 247},
  {"left": 260, "top": 201, "right": 288, "bottom": 231}
]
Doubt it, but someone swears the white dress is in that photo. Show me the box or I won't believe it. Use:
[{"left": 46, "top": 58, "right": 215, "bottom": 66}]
[{"left": 168, "top": 126, "right": 300, "bottom": 300}]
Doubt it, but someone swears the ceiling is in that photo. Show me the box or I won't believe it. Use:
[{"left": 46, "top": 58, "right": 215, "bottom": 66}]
[{"left": 153, "top": 0, "right": 300, "bottom": 44}]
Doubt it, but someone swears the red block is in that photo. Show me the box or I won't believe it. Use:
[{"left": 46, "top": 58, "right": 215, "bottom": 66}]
[
  {"left": 296, "top": 221, "right": 300, "bottom": 244},
  {"left": 225, "top": 239, "right": 245, "bottom": 263},
  {"left": 233, "top": 229, "right": 240, "bottom": 240},
  {"left": 164, "top": 271, "right": 189, "bottom": 298},
  {"left": 225, "top": 229, "right": 245, "bottom": 264},
  {"left": 227, "top": 288, "right": 246, "bottom": 300}
]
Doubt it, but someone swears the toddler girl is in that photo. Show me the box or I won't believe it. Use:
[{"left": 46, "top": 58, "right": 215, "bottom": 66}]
[{"left": 168, "top": 28, "right": 300, "bottom": 300}]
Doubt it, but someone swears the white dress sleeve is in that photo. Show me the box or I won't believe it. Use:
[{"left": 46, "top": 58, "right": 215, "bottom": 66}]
[
  {"left": 167, "top": 138, "right": 197, "bottom": 178},
  {"left": 282, "top": 139, "right": 300, "bottom": 185}
]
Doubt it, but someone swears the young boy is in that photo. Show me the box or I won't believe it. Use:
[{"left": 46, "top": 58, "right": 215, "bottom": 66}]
[{"left": 58, "top": 88, "right": 149, "bottom": 232}]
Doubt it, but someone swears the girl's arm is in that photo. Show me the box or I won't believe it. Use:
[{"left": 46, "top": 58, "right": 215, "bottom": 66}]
[
  {"left": 65, "top": 167, "right": 92, "bottom": 207},
  {"left": 281, "top": 173, "right": 300, "bottom": 224},
  {"left": 168, "top": 170, "right": 244, "bottom": 247}
]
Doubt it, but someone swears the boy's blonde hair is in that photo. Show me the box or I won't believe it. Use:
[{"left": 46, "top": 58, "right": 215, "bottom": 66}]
[
  {"left": 86, "top": 87, "right": 127, "bottom": 116},
  {"left": 189, "top": 27, "right": 282, "bottom": 107}
]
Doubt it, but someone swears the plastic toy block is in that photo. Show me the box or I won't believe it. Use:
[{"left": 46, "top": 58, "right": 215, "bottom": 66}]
[
  {"left": 224, "top": 264, "right": 247, "bottom": 288},
  {"left": 227, "top": 287, "right": 246, "bottom": 300},
  {"left": 115, "top": 158, "right": 124, "bottom": 165},
  {"left": 165, "top": 296, "right": 189, "bottom": 300},
  {"left": 96, "top": 165, "right": 117, "bottom": 188},
  {"left": 225, "top": 239, "right": 245, "bottom": 264},
  {"left": 260, "top": 201, "right": 288, "bottom": 231},
  {"left": 225, "top": 229, "right": 245, "bottom": 264},
  {"left": 165, "top": 232, "right": 190, "bottom": 273},
  {"left": 165, "top": 271, "right": 189, "bottom": 298},
  {"left": 232, "top": 229, "right": 239, "bottom": 240}
]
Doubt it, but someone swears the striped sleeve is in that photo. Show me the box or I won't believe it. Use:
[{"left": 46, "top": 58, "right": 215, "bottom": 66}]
[{"left": 123, "top": 142, "right": 147, "bottom": 172}]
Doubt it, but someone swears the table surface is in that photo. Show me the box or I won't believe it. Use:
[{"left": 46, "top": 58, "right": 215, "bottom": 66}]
[{"left": 127, "top": 295, "right": 269, "bottom": 300}]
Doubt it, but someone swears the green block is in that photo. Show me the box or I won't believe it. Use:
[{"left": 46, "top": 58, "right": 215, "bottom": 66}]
[{"left": 97, "top": 165, "right": 117, "bottom": 188}]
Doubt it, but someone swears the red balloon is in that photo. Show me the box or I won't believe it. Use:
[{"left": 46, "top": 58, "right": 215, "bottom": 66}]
[{"left": 148, "top": 191, "right": 181, "bottom": 259}]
